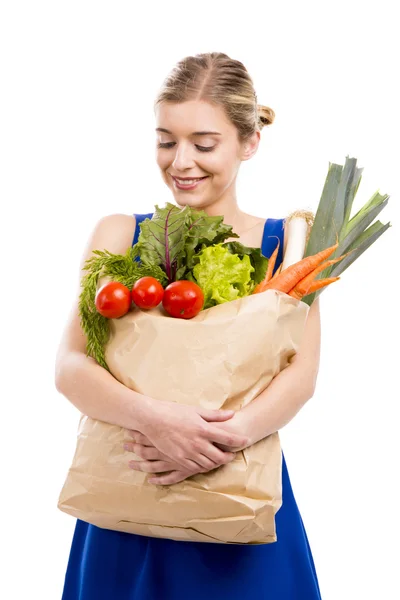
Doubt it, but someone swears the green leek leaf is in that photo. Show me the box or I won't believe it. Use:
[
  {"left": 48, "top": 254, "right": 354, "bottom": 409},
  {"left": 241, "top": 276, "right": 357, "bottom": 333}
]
[
  {"left": 304, "top": 162, "right": 343, "bottom": 258},
  {"left": 330, "top": 221, "right": 391, "bottom": 277},
  {"left": 301, "top": 156, "right": 390, "bottom": 306}
]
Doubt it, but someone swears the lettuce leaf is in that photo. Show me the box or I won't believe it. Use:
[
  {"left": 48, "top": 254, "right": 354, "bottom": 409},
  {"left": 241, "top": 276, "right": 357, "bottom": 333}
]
[
  {"left": 192, "top": 244, "right": 255, "bottom": 309},
  {"left": 134, "top": 202, "right": 239, "bottom": 283},
  {"left": 221, "top": 241, "right": 268, "bottom": 284},
  {"left": 181, "top": 212, "right": 239, "bottom": 278}
]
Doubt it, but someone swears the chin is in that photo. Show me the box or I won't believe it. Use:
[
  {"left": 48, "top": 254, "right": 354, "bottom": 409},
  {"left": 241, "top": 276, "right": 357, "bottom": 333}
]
[
  {"left": 175, "top": 198, "right": 212, "bottom": 210},
  {"left": 173, "top": 195, "right": 211, "bottom": 210}
]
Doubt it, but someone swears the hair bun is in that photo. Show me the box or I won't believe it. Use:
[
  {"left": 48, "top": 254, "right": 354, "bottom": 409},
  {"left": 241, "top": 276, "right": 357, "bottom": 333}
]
[{"left": 257, "top": 104, "right": 275, "bottom": 129}]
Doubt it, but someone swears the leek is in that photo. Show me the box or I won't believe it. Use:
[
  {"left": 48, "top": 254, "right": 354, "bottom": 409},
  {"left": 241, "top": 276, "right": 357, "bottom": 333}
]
[
  {"left": 281, "top": 210, "right": 315, "bottom": 270},
  {"left": 302, "top": 155, "right": 391, "bottom": 306}
]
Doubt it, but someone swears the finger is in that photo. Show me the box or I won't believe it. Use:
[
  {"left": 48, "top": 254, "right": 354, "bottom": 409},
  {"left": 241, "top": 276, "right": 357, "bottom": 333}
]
[
  {"left": 187, "top": 451, "right": 216, "bottom": 470},
  {"left": 189, "top": 454, "right": 217, "bottom": 471},
  {"left": 169, "top": 453, "right": 210, "bottom": 472},
  {"left": 204, "top": 443, "right": 236, "bottom": 466},
  {"left": 129, "top": 460, "right": 180, "bottom": 474},
  {"left": 126, "top": 431, "right": 153, "bottom": 446},
  {"left": 207, "top": 427, "right": 249, "bottom": 449},
  {"left": 197, "top": 408, "right": 234, "bottom": 422},
  {"left": 214, "top": 443, "right": 236, "bottom": 453},
  {"left": 127, "top": 444, "right": 165, "bottom": 461},
  {"left": 191, "top": 449, "right": 234, "bottom": 471},
  {"left": 199, "top": 444, "right": 236, "bottom": 466},
  {"left": 126, "top": 430, "right": 140, "bottom": 440},
  {"left": 127, "top": 450, "right": 200, "bottom": 472},
  {"left": 181, "top": 458, "right": 208, "bottom": 472},
  {"left": 148, "top": 471, "right": 192, "bottom": 485},
  {"left": 135, "top": 433, "right": 153, "bottom": 446}
]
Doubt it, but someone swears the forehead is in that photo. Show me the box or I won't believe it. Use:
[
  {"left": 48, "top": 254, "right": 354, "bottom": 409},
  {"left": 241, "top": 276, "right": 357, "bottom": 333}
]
[{"left": 155, "top": 100, "right": 232, "bottom": 136}]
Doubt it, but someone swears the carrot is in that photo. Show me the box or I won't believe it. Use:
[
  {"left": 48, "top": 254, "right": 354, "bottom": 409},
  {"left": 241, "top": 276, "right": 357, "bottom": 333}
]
[
  {"left": 290, "top": 252, "right": 350, "bottom": 297},
  {"left": 289, "top": 276, "right": 340, "bottom": 300},
  {"left": 288, "top": 287, "right": 308, "bottom": 300},
  {"left": 253, "top": 239, "right": 280, "bottom": 294},
  {"left": 264, "top": 239, "right": 280, "bottom": 283},
  {"left": 306, "top": 277, "right": 340, "bottom": 294},
  {"left": 253, "top": 236, "right": 340, "bottom": 295},
  {"left": 270, "top": 263, "right": 282, "bottom": 281}
]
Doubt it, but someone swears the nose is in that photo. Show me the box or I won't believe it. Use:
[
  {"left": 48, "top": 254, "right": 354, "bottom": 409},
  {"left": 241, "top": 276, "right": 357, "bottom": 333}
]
[{"left": 171, "top": 142, "right": 196, "bottom": 172}]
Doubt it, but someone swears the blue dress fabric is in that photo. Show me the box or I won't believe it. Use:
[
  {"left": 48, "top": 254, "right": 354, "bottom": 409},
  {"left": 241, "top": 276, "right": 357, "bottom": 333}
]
[{"left": 61, "top": 215, "right": 322, "bottom": 600}]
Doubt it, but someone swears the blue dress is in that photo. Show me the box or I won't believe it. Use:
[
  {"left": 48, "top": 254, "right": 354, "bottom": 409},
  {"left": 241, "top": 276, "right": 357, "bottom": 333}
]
[{"left": 61, "top": 214, "right": 322, "bottom": 600}]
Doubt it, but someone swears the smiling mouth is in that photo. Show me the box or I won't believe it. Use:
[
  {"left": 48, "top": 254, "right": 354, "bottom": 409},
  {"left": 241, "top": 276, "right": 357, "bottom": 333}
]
[{"left": 171, "top": 175, "right": 208, "bottom": 182}]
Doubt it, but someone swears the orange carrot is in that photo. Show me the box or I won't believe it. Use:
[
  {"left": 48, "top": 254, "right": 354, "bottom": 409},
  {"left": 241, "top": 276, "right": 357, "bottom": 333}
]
[
  {"left": 290, "top": 252, "right": 350, "bottom": 297},
  {"left": 270, "top": 263, "right": 282, "bottom": 281},
  {"left": 264, "top": 239, "right": 280, "bottom": 283},
  {"left": 253, "top": 239, "right": 280, "bottom": 293},
  {"left": 252, "top": 237, "right": 340, "bottom": 295},
  {"left": 306, "top": 277, "right": 340, "bottom": 294},
  {"left": 288, "top": 287, "right": 308, "bottom": 300},
  {"left": 289, "top": 276, "right": 340, "bottom": 300}
]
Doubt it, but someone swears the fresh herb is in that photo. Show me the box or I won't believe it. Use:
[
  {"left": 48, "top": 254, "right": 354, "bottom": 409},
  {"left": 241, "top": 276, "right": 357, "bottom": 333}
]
[{"left": 79, "top": 247, "right": 167, "bottom": 370}]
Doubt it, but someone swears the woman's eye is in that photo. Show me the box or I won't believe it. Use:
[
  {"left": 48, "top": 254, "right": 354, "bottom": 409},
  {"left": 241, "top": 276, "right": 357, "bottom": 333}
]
[
  {"left": 196, "top": 145, "right": 215, "bottom": 152},
  {"left": 157, "top": 142, "right": 215, "bottom": 153}
]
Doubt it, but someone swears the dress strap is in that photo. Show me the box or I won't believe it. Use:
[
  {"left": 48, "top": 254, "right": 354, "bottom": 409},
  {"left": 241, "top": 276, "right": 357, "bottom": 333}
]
[{"left": 261, "top": 218, "right": 286, "bottom": 276}]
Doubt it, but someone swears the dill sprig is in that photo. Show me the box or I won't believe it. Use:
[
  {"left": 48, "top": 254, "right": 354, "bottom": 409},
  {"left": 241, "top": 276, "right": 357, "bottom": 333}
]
[{"left": 78, "top": 246, "right": 168, "bottom": 371}]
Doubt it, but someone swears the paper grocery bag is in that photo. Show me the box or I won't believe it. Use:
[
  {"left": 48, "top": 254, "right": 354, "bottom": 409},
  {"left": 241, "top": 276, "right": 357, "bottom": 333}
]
[{"left": 58, "top": 288, "right": 309, "bottom": 544}]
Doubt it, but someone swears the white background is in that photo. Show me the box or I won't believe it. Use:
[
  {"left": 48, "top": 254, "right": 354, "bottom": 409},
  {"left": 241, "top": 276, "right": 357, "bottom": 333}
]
[{"left": 1, "top": 1, "right": 399, "bottom": 599}]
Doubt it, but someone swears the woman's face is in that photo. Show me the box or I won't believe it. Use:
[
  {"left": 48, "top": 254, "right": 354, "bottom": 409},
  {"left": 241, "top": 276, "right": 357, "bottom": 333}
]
[{"left": 155, "top": 99, "right": 258, "bottom": 210}]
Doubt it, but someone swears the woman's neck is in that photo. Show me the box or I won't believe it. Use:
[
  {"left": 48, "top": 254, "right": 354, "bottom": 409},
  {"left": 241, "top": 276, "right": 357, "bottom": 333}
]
[{"left": 201, "top": 192, "right": 246, "bottom": 234}]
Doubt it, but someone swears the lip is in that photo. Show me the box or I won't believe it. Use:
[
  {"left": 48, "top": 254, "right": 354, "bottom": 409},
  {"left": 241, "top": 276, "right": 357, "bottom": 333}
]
[{"left": 171, "top": 175, "right": 209, "bottom": 191}]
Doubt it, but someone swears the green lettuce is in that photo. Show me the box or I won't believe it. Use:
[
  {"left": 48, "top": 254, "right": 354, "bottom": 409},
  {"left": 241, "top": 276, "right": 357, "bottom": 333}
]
[
  {"left": 192, "top": 244, "right": 255, "bottom": 309},
  {"left": 221, "top": 241, "right": 269, "bottom": 284}
]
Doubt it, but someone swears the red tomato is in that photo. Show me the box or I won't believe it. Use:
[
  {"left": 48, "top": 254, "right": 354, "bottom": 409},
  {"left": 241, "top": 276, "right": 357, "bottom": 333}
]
[
  {"left": 162, "top": 280, "right": 204, "bottom": 319},
  {"left": 95, "top": 281, "right": 131, "bottom": 319},
  {"left": 131, "top": 276, "right": 164, "bottom": 309}
]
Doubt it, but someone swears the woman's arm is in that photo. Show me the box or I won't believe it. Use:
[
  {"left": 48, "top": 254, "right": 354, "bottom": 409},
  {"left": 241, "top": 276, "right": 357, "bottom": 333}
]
[
  {"left": 221, "top": 295, "right": 321, "bottom": 447},
  {"left": 56, "top": 214, "right": 245, "bottom": 471},
  {"left": 55, "top": 214, "right": 153, "bottom": 431},
  {"left": 130, "top": 297, "right": 321, "bottom": 484}
]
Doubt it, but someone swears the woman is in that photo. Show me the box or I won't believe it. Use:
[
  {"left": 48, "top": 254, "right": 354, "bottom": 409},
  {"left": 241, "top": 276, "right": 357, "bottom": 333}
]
[{"left": 56, "top": 52, "right": 322, "bottom": 599}]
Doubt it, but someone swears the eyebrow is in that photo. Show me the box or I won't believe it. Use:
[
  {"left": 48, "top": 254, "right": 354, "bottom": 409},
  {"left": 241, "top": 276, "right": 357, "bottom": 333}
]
[{"left": 156, "top": 127, "right": 221, "bottom": 136}]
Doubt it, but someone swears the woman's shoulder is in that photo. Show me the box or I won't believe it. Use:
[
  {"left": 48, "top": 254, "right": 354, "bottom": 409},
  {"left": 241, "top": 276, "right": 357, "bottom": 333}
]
[
  {"left": 89, "top": 213, "right": 137, "bottom": 255},
  {"left": 98, "top": 212, "right": 137, "bottom": 232}
]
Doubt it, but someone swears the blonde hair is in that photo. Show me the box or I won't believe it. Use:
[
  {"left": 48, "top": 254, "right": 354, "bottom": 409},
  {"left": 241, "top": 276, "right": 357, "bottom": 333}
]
[{"left": 154, "top": 52, "right": 275, "bottom": 141}]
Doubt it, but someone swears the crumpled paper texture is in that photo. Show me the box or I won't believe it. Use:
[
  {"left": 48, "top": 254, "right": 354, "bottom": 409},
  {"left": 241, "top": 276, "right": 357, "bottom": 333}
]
[{"left": 58, "top": 287, "right": 309, "bottom": 544}]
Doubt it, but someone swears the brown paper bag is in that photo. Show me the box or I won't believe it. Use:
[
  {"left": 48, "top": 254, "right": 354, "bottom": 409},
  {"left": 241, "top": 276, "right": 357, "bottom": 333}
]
[{"left": 58, "top": 288, "right": 309, "bottom": 544}]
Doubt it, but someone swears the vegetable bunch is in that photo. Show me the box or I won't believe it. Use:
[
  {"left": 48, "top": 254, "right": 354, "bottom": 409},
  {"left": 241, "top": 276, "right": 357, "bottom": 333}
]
[
  {"left": 79, "top": 204, "right": 269, "bottom": 369},
  {"left": 134, "top": 202, "right": 269, "bottom": 301},
  {"left": 79, "top": 155, "right": 391, "bottom": 370},
  {"left": 253, "top": 235, "right": 349, "bottom": 300},
  {"left": 253, "top": 155, "right": 391, "bottom": 305},
  {"left": 301, "top": 155, "right": 391, "bottom": 306}
]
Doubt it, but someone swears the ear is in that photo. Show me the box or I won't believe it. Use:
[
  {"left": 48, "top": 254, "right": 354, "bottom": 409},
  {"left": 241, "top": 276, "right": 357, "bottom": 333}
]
[{"left": 240, "top": 131, "right": 260, "bottom": 161}]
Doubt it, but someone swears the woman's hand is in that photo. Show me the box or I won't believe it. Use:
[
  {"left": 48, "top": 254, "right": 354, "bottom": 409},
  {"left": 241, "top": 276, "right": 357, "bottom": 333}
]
[
  {"left": 124, "top": 432, "right": 236, "bottom": 485},
  {"left": 124, "top": 410, "right": 251, "bottom": 485},
  {"left": 210, "top": 411, "right": 253, "bottom": 452},
  {"left": 126, "top": 400, "right": 249, "bottom": 473}
]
